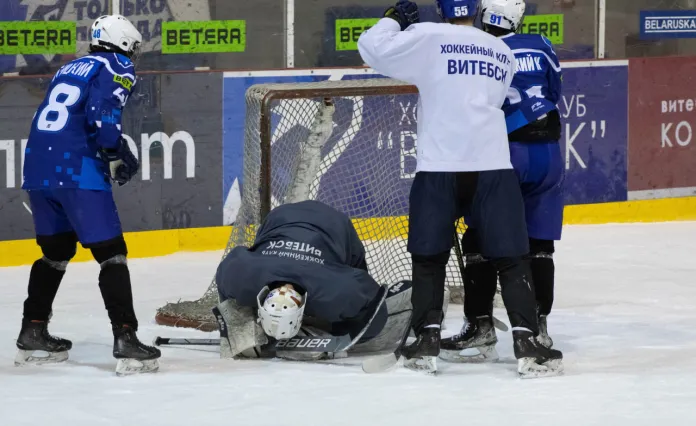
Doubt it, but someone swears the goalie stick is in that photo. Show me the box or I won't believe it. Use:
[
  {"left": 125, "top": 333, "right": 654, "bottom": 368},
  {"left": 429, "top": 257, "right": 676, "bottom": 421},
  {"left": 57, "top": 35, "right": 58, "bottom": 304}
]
[
  {"left": 153, "top": 335, "right": 353, "bottom": 353},
  {"left": 361, "top": 310, "right": 413, "bottom": 374}
]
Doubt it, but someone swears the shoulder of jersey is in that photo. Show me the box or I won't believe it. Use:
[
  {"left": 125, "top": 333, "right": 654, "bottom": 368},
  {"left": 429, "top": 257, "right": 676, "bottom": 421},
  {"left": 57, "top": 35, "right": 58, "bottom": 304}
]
[
  {"left": 81, "top": 53, "right": 136, "bottom": 78},
  {"left": 504, "top": 34, "right": 557, "bottom": 55},
  {"left": 107, "top": 53, "right": 136, "bottom": 74}
]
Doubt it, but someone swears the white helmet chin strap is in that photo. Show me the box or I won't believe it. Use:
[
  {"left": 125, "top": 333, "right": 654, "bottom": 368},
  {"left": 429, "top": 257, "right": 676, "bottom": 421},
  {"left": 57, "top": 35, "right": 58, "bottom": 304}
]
[{"left": 256, "top": 286, "right": 307, "bottom": 340}]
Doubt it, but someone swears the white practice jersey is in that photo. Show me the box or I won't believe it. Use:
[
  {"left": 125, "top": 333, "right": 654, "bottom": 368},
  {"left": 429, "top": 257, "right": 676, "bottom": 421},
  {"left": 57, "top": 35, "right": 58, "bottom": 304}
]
[{"left": 358, "top": 19, "right": 517, "bottom": 172}]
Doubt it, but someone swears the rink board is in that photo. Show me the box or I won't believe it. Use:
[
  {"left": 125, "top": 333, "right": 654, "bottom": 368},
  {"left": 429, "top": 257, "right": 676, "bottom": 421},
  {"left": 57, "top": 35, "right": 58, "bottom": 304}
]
[
  {"left": 2, "top": 58, "right": 696, "bottom": 266},
  {"left": 1, "top": 196, "right": 696, "bottom": 267}
]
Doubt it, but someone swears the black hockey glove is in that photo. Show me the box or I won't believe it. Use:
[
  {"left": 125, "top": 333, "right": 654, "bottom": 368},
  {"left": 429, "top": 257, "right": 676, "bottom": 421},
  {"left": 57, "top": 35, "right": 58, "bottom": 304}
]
[
  {"left": 384, "top": 0, "right": 420, "bottom": 31},
  {"left": 101, "top": 137, "right": 139, "bottom": 186}
]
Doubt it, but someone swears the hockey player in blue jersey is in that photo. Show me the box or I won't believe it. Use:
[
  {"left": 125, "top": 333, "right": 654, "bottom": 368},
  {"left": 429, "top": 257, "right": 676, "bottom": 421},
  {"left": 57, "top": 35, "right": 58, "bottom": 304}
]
[
  {"left": 15, "top": 15, "right": 161, "bottom": 376},
  {"left": 441, "top": 0, "right": 565, "bottom": 366}
]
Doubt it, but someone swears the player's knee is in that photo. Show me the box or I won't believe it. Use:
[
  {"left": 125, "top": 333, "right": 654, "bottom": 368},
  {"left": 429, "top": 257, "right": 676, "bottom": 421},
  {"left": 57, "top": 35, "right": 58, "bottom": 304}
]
[
  {"left": 37, "top": 232, "right": 78, "bottom": 271},
  {"left": 412, "top": 251, "right": 450, "bottom": 267},
  {"left": 529, "top": 238, "right": 554, "bottom": 258},
  {"left": 89, "top": 236, "right": 128, "bottom": 268}
]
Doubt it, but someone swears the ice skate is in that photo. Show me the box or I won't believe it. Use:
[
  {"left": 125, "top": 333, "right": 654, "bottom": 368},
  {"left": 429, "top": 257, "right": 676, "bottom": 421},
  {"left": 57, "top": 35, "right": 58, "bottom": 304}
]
[
  {"left": 113, "top": 325, "right": 161, "bottom": 376},
  {"left": 513, "top": 329, "right": 563, "bottom": 379},
  {"left": 440, "top": 316, "right": 499, "bottom": 363},
  {"left": 15, "top": 320, "right": 72, "bottom": 366},
  {"left": 402, "top": 327, "right": 440, "bottom": 374},
  {"left": 537, "top": 315, "right": 553, "bottom": 348}
]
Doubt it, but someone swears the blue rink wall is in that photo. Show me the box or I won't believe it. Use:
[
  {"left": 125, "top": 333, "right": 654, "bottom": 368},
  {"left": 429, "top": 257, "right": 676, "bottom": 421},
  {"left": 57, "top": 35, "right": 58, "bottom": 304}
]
[{"left": 1, "top": 60, "right": 695, "bottom": 267}]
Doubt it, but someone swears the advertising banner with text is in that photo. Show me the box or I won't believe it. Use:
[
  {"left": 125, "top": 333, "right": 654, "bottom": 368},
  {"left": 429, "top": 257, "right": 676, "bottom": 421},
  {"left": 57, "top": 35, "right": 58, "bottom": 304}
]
[
  {"left": 0, "top": 72, "right": 222, "bottom": 242},
  {"left": 222, "top": 62, "right": 628, "bottom": 224},
  {"left": 560, "top": 63, "right": 628, "bottom": 205},
  {"left": 628, "top": 56, "right": 696, "bottom": 199}
]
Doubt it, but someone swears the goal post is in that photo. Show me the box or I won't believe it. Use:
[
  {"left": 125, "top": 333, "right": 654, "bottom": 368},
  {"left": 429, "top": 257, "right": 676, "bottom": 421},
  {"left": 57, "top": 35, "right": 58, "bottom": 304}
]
[{"left": 155, "top": 78, "right": 467, "bottom": 332}]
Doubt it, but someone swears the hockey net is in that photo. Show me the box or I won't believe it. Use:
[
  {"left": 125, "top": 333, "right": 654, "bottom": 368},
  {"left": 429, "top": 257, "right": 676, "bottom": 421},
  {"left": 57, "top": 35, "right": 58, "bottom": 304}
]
[{"left": 155, "top": 78, "right": 468, "bottom": 332}]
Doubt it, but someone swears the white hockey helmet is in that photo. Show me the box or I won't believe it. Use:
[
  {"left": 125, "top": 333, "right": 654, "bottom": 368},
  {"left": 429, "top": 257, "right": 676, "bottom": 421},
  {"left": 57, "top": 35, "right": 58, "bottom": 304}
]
[
  {"left": 257, "top": 284, "right": 306, "bottom": 340},
  {"left": 480, "top": 0, "right": 526, "bottom": 33},
  {"left": 90, "top": 14, "right": 142, "bottom": 59}
]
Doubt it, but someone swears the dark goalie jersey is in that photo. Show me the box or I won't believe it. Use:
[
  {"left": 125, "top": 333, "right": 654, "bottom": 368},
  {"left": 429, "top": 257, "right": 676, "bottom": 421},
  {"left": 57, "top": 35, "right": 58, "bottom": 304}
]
[{"left": 216, "top": 200, "right": 383, "bottom": 328}]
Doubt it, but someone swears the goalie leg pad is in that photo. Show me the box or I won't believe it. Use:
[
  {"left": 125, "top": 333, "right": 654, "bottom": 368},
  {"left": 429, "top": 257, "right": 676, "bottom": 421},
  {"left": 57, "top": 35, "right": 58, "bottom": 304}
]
[
  {"left": 352, "top": 282, "right": 413, "bottom": 354},
  {"left": 214, "top": 298, "right": 268, "bottom": 359}
]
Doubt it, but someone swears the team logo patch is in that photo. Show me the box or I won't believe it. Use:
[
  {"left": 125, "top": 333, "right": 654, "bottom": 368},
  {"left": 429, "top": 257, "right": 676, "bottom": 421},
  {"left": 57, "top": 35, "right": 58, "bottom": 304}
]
[{"left": 113, "top": 75, "right": 133, "bottom": 91}]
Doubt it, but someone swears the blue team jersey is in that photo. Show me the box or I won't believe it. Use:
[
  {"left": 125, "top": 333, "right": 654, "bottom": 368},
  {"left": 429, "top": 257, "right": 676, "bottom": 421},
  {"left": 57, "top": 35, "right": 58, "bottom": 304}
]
[
  {"left": 22, "top": 52, "right": 137, "bottom": 191},
  {"left": 500, "top": 34, "right": 562, "bottom": 134}
]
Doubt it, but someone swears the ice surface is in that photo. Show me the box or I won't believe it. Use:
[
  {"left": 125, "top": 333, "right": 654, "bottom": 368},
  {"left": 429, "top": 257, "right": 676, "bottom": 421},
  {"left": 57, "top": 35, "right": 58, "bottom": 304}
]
[{"left": 2, "top": 222, "right": 696, "bottom": 426}]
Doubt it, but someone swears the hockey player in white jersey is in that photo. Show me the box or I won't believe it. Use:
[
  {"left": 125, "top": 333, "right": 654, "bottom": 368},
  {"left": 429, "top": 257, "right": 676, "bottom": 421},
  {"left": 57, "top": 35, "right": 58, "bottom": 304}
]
[
  {"left": 441, "top": 0, "right": 564, "bottom": 365},
  {"left": 358, "top": 0, "right": 563, "bottom": 377}
]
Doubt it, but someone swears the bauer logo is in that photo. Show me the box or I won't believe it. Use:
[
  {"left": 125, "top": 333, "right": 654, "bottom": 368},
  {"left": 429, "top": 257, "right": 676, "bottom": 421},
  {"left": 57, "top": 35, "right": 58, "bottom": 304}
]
[
  {"left": 162, "top": 20, "right": 246, "bottom": 54},
  {"left": 275, "top": 338, "right": 332, "bottom": 349}
]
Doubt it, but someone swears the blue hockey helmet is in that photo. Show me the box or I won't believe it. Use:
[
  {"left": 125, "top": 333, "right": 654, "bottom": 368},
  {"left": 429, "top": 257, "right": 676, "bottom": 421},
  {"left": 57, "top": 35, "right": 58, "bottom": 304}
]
[{"left": 435, "top": 0, "right": 479, "bottom": 20}]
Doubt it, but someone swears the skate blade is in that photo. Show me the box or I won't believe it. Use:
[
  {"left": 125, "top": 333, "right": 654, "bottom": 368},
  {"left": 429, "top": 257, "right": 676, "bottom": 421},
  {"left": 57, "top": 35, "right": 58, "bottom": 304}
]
[
  {"left": 517, "top": 357, "right": 564, "bottom": 379},
  {"left": 115, "top": 358, "right": 160, "bottom": 376},
  {"left": 14, "top": 349, "right": 68, "bottom": 366},
  {"left": 439, "top": 345, "right": 499, "bottom": 363},
  {"left": 404, "top": 356, "right": 438, "bottom": 375}
]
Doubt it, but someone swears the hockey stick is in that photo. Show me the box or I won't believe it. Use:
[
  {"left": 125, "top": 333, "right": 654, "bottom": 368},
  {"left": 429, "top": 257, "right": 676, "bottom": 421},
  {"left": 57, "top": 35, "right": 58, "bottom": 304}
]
[
  {"left": 361, "top": 310, "right": 413, "bottom": 374},
  {"left": 154, "top": 337, "right": 221, "bottom": 346},
  {"left": 452, "top": 223, "right": 509, "bottom": 333},
  {"left": 153, "top": 335, "right": 354, "bottom": 353}
]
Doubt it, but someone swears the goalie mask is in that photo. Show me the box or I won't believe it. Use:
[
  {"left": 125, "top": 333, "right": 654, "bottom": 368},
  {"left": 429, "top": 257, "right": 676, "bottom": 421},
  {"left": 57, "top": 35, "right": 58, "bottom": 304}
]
[
  {"left": 257, "top": 284, "right": 306, "bottom": 340},
  {"left": 480, "top": 0, "right": 526, "bottom": 33}
]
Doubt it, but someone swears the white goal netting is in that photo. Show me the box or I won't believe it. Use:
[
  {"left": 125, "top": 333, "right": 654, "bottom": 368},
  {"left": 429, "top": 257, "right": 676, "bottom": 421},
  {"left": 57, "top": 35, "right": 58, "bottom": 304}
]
[{"left": 155, "top": 78, "right": 467, "bottom": 331}]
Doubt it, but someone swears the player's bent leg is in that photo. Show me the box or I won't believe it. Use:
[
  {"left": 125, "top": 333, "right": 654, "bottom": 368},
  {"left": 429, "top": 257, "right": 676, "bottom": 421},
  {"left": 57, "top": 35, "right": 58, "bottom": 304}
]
[
  {"left": 16, "top": 232, "right": 77, "bottom": 367},
  {"left": 89, "top": 237, "right": 161, "bottom": 376},
  {"left": 440, "top": 228, "right": 500, "bottom": 363},
  {"left": 404, "top": 172, "right": 461, "bottom": 373},
  {"left": 474, "top": 169, "right": 563, "bottom": 378},
  {"left": 460, "top": 228, "right": 497, "bottom": 321},
  {"left": 529, "top": 238, "right": 555, "bottom": 348},
  {"left": 403, "top": 253, "right": 448, "bottom": 373}
]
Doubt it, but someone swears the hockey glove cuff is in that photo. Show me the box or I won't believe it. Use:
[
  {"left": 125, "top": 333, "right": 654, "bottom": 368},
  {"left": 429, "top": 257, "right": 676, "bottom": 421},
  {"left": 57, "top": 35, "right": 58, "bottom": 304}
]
[
  {"left": 101, "top": 137, "right": 139, "bottom": 186},
  {"left": 384, "top": 0, "right": 420, "bottom": 31}
]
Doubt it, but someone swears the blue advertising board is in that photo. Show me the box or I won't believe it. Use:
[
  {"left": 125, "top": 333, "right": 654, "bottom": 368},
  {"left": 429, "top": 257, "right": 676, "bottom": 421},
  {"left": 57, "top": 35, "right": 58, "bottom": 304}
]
[
  {"left": 559, "top": 62, "right": 628, "bottom": 205},
  {"left": 222, "top": 62, "right": 629, "bottom": 222},
  {"left": 640, "top": 10, "right": 696, "bottom": 39}
]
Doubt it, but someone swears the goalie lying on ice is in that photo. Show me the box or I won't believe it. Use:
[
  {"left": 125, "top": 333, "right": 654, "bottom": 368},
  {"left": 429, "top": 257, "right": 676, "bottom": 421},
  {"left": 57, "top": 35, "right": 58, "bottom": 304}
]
[{"left": 214, "top": 200, "right": 436, "bottom": 360}]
